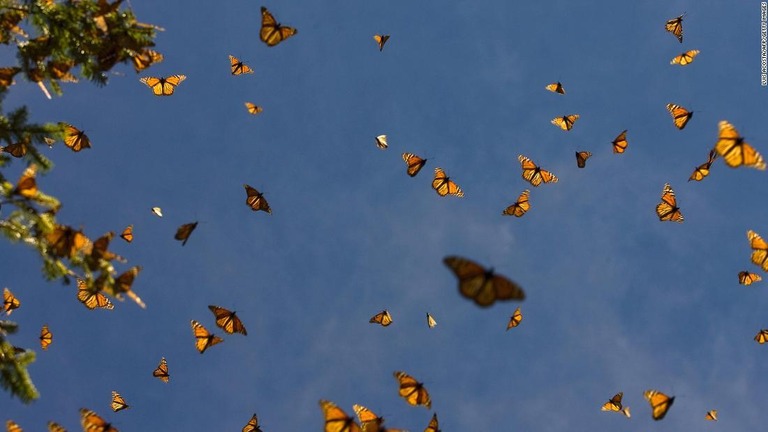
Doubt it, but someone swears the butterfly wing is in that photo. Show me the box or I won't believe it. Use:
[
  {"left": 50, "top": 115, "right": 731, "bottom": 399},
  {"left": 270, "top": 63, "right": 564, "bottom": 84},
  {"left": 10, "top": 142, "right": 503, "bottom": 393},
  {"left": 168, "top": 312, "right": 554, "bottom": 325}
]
[
  {"left": 77, "top": 278, "right": 115, "bottom": 310},
  {"left": 369, "top": 310, "right": 392, "bottom": 327},
  {"left": 545, "top": 82, "right": 565, "bottom": 94},
  {"left": 656, "top": 183, "right": 683, "bottom": 222},
  {"left": 393, "top": 371, "right": 431, "bottom": 408},
  {"left": 670, "top": 49, "right": 699, "bottom": 65},
  {"left": 612, "top": 130, "right": 628, "bottom": 154},
  {"left": 426, "top": 313, "right": 437, "bottom": 328},
  {"left": 748, "top": 230, "right": 768, "bottom": 272},
  {"left": 3, "top": 287, "right": 20, "bottom": 315},
  {"left": 424, "top": 413, "right": 441, "bottom": 432},
  {"left": 373, "top": 34, "right": 390, "bottom": 51},
  {"left": 242, "top": 413, "right": 262, "bottom": 432},
  {"left": 153, "top": 357, "right": 169, "bottom": 382},
  {"left": 319, "top": 400, "right": 362, "bottom": 432},
  {"left": 506, "top": 307, "right": 522, "bottom": 330},
  {"left": 174, "top": 222, "right": 198, "bottom": 246},
  {"left": 39, "top": 324, "right": 52, "bottom": 350},
  {"left": 402, "top": 153, "right": 427, "bottom": 177},
  {"left": 229, "top": 55, "right": 254, "bottom": 75},
  {"left": 245, "top": 102, "right": 263, "bottom": 115},
  {"left": 111, "top": 391, "right": 129, "bottom": 412},
  {"left": 601, "top": 392, "right": 623, "bottom": 412},
  {"left": 715, "top": 121, "right": 766, "bottom": 170},
  {"left": 375, "top": 134, "right": 388, "bottom": 149},
  {"left": 191, "top": 320, "right": 223, "bottom": 353},
  {"left": 244, "top": 184, "right": 272, "bottom": 213},
  {"left": 79, "top": 408, "right": 118, "bottom": 432},
  {"left": 47, "top": 421, "right": 67, "bottom": 432},
  {"left": 575, "top": 151, "right": 592, "bottom": 168},
  {"left": 644, "top": 390, "right": 674, "bottom": 420},
  {"left": 738, "top": 271, "right": 762, "bottom": 285},
  {"left": 666, "top": 104, "right": 692, "bottom": 130},
  {"left": 665, "top": 15, "right": 683, "bottom": 42},
  {"left": 208, "top": 305, "right": 248, "bottom": 335},
  {"left": 502, "top": 190, "right": 530, "bottom": 217},
  {"left": 551, "top": 114, "right": 579, "bottom": 131},
  {"left": 62, "top": 123, "right": 92, "bottom": 152},
  {"left": 131, "top": 49, "right": 163, "bottom": 72},
  {"left": 120, "top": 225, "right": 133, "bottom": 243},
  {"left": 754, "top": 329, "right": 768, "bottom": 344},
  {"left": 260, "top": 7, "right": 297, "bottom": 46}
]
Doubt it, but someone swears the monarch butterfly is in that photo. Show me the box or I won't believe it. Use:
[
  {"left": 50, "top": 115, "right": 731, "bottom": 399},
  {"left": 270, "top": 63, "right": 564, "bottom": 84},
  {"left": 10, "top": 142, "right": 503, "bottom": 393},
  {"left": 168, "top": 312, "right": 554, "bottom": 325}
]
[
  {"left": 714, "top": 121, "right": 766, "bottom": 170},
  {"left": 666, "top": 103, "right": 693, "bottom": 130},
  {"left": 79, "top": 408, "right": 118, "bottom": 432},
  {"left": 506, "top": 307, "right": 522, "bottom": 330},
  {"left": 89, "top": 231, "right": 125, "bottom": 263},
  {"left": 644, "top": 389, "right": 674, "bottom": 420},
  {"left": 191, "top": 320, "right": 224, "bottom": 353},
  {"left": 229, "top": 55, "right": 254, "bottom": 75},
  {"left": 131, "top": 49, "right": 163, "bottom": 73},
  {"left": 260, "top": 7, "right": 297, "bottom": 47},
  {"left": 3, "top": 287, "right": 20, "bottom": 315},
  {"left": 6, "top": 421, "right": 22, "bottom": 432},
  {"left": 47, "top": 421, "right": 66, "bottom": 432},
  {"left": 112, "top": 266, "right": 145, "bottom": 309},
  {"left": 705, "top": 410, "right": 718, "bottom": 421},
  {"left": 39, "top": 324, "right": 52, "bottom": 350},
  {"left": 665, "top": 15, "right": 684, "bottom": 42},
  {"left": 120, "top": 225, "right": 133, "bottom": 243},
  {"left": 426, "top": 313, "right": 436, "bottom": 329},
  {"left": 612, "top": 130, "right": 628, "bottom": 154},
  {"left": 151, "top": 207, "right": 163, "bottom": 217},
  {"left": 1, "top": 139, "right": 28, "bottom": 158},
  {"left": 244, "top": 184, "right": 272, "bottom": 213},
  {"left": 245, "top": 102, "right": 263, "bottom": 115},
  {"left": 110, "top": 391, "right": 129, "bottom": 412},
  {"left": 738, "top": 271, "right": 762, "bottom": 286},
  {"left": 394, "top": 371, "right": 431, "bottom": 408},
  {"left": 755, "top": 329, "right": 768, "bottom": 344},
  {"left": 444, "top": 256, "right": 525, "bottom": 307},
  {"left": 518, "top": 155, "right": 558, "bottom": 187},
  {"left": 545, "top": 82, "right": 565, "bottom": 94},
  {"left": 670, "top": 49, "right": 699, "bottom": 65},
  {"left": 656, "top": 183, "right": 683, "bottom": 222},
  {"left": 747, "top": 230, "right": 768, "bottom": 272},
  {"left": 13, "top": 164, "right": 37, "bottom": 198},
  {"left": 48, "top": 60, "right": 77, "bottom": 82},
  {"left": 688, "top": 150, "right": 716, "bottom": 182},
  {"left": 575, "top": 151, "right": 591, "bottom": 168},
  {"left": 46, "top": 225, "right": 89, "bottom": 258},
  {"left": 139, "top": 75, "right": 186, "bottom": 96},
  {"left": 373, "top": 34, "right": 390, "bottom": 51},
  {"left": 601, "top": 392, "right": 623, "bottom": 412},
  {"left": 242, "top": 414, "right": 262, "bottom": 432},
  {"left": 502, "top": 190, "right": 530, "bottom": 217},
  {"left": 432, "top": 168, "right": 464, "bottom": 197},
  {"left": 0, "top": 67, "right": 20, "bottom": 87},
  {"left": 174, "top": 222, "right": 198, "bottom": 246},
  {"left": 60, "top": 123, "right": 92, "bottom": 152},
  {"left": 551, "top": 114, "right": 579, "bottom": 131},
  {"left": 424, "top": 413, "right": 441, "bottom": 432},
  {"left": 353, "top": 404, "right": 405, "bottom": 432},
  {"left": 319, "top": 400, "right": 361, "bottom": 432},
  {"left": 208, "top": 305, "right": 248, "bottom": 335},
  {"left": 369, "top": 309, "right": 392, "bottom": 327},
  {"left": 375, "top": 134, "right": 388, "bottom": 149},
  {"left": 152, "top": 357, "right": 169, "bottom": 383},
  {"left": 77, "top": 278, "right": 114, "bottom": 310},
  {"left": 402, "top": 153, "right": 427, "bottom": 177}
]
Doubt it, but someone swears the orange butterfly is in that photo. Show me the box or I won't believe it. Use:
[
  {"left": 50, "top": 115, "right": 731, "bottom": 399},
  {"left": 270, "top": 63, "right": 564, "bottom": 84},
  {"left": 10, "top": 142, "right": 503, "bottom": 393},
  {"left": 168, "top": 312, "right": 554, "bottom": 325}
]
[
  {"left": 110, "top": 391, "right": 129, "bottom": 412},
  {"left": 402, "top": 153, "right": 427, "bottom": 177},
  {"left": 670, "top": 49, "right": 699, "bottom": 66},
  {"left": 131, "top": 49, "right": 163, "bottom": 73},
  {"left": 748, "top": 230, "right": 768, "bottom": 272},
  {"left": 208, "top": 305, "right": 248, "bottom": 335},
  {"left": 79, "top": 408, "right": 118, "bottom": 432},
  {"left": 139, "top": 75, "right": 186, "bottom": 96},
  {"left": 394, "top": 371, "right": 431, "bottom": 408},
  {"left": 432, "top": 168, "right": 464, "bottom": 197},
  {"left": 245, "top": 102, "right": 263, "bottom": 115},
  {"left": 229, "top": 55, "right": 254, "bottom": 75},
  {"left": 644, "top": 389, "right": 674, "bottom": 420},
  {"left": 260, "top": 7, "right": 297, "bottom": 47},
  {"left": 242, "top": 413, "right": 263, "bottom": 432},
  {"left": 738, "top": 271, "right": 762, "bottom": 286},
  {"left": 714, "top": 121, "right": 766, "bottom": 170},
  {"left": 119, "top": 225, "right": 133, "bottom": 243},
  {"left": 655, "top": 183, "right": 683, "bottom": 222},
  {"left": 575, "top": 151, "right": 592, "bottom": 168},
  {"left": 6, "top": 421, "right": 22, "bottom": 432},
  {"left": 666, "top": 104, "right": 693, "bottom": 130},
  {"left": 705, "top": 410, "right": 718, "bottom": 421},
  {"left": 244, "top": 184, "right": 272, "bottom": 213},
  {"left": 373, "top": 34, "right": 390, "bottom": 51},
  {"left": 551, "top": 114, "right": 579, "bottom": 131},
  {"left": 77, "top": 278, "right": 114, "bottom": 310},
  {"left": 353, "top": 404, "right": 405, "bottom": 432},
  {"left": 755, "top": 329, "right": 768, "bottom": 344},
  {"left": 47, "top": 421, "right": 66, "bottom": 432},
  {"left": 518, "top": 155, "right": 558, "bottom": 187},
  {"left": 545, "top": 82, "right": 565, "bottom": 94},
  {"left": 3, "top": 287, "right": 20, "bottom": 315},
  {"left": 612, "top": 130, "right": 628, "bottom": 154},
  {"left": 13, "top": 164, "right": 37, "bottom": 198},
  {"left": 443, "top": 256, "right": 525, "bottom": 307},
  {"left": 502, "top": 190, "right": 530, "bottom": 217},
  {"left": 369, "top": 309, "right": 392, "bottom": 327},
  {"left": 111, "top": 265, "right": 144, "bottom": 309},
  {"left": 424, "top": 413, "right": 441, "bottom": 432},
  {"left": 1, "top": 138, "right": 28, "bottom": 158},
  {"left": 89, "top": 231, "right": 125, "bottom": 263},
  {"left": 688, "top": 150, "right": 716, "bottom": 182},
  {"left": 153, "top": 357, "right": 169, "bottom": 383},
  {"left": 174, "top": 222, "right": 198, "bottom": 246},
  {"left": 665, "top": 15, "right": 684, "bottom": 43},
  {"left": 506, "top": 307, "right": 522, "bottom": 330},
  {"left": 60, "top": 123, "right": 92, "bottom": 152},
  {"left": 39, "top": 324, "right": 52, "bottom": 350},
  {"left": 601, "top": 392, "right": 624, "bottom": 412},
  {"left": 46, "top": 225, "right": 89, "bottom": 258},
  {"left": 191, "top": 320, "right": 223, "bottom": 353},
  {"left": 319, "top": 400, "right": 361, "bottom": 432}
]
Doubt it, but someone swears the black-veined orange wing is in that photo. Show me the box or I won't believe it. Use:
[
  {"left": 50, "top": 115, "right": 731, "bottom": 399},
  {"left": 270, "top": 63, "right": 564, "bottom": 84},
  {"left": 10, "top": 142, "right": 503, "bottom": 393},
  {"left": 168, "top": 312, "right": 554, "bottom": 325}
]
[
  {"left": 229, "top": 55, "right": 254, "bottom": 75},
  {"left": 77, "top": 278, "right": 114, "bottom": 310},
  {"left": 394, "top": 371, "right": 431, "bottom": 408},
  {"left": 61, "top": 123, "right": 92, "bottom": 152},
  {"left": 443, "top": 256, "right": 525, "bottom": 307},
  {"left": 714, "top": 121, "right": 766, "bottom": 170},
  {"left": 575, "top": 151, "right": 592, "bottom": 168},
  {"left": 655, "top": 183, "right": 683, "bottom": 222},
  {"left": 402, "top": 153, "right": 427, "bottom": 177},
  {"left": 670, "top": 49, "right": 699, "bottom": 65},
  {"left": 748, "top": 230, "right": 768, "bottom": 272},
  {"left": 424, "top": 413, "right": 441, "bottom": 432},
  {"left": 518, "top": 155, "right": 558, "bottom": 187},
  {"left": 551, "top": 114, "right": 579, "bottom": 131},
  {"left": 3, "top": 287, "right": 20, "bottom": 315},
  {"left": 612, "top": 130, "right": 628, "bottom": 154},
  {"left": 373, "top": 34, "right": 390, "bottom": 51},
  {"left": 208, "top": 305, "right": 248, "bottom": 335},
  {"left": 1, "top": 138, "right": 28, "bottom": 158},
  {"left": 89, "top": 231, "right": 125, "bottom": 263},
  {"left": 242, "top": 413, "right": 262, "bottom": 432},
  {"left": 79, "top": 408, "right": 118, "bottom": 432},
  {"left": 601, "top": 392, "right": 623, "bottom": 412},
  {"left": 666, "top": 103, "right": 693, "bottom": 130},
  {"left": 432, "top": 168, "right": 464, "bottom": 197},
  {"left": 119, "top": 225, "right": 133, "bottom": 243},
  {"left": 46, "top": 225, "right": 89, "bottom": 258},
  {"left": 245, "top": 102, "right": 263, "bottom": 115},
  {"left": 506, "top": 307, "right": 522, "bottom": 330},
  {"left": 174, "top": 222, "right": 198, "bottom": 246},
  {"left": 755, "top": 329, "right": 768, "bottom": 344},
  {"left": 13, "top": 164, "right": 38, "bottom": 198},
  {"left": 47, "top": 421, "right": 66, "bottom": 432},
  {"left": 110, "top": 391, "right": 129, "bottom": 412},
  {"left": 260, "top": 7, "right": 297, "bottom": 47},
  {"left": 131, "top": 49, "right": 163, "bottom": 73},
  {"left": 353, "top": 404, "right": 383, "bottom": 429},
  {"left": 139, "top": 75, "right": 186, "bottom": 96},
  {"left": 665, "top": 15, "right": 683, "bottom": 42},
  {"left": 319, "top": 400, "right": 361, "bottom": 432},
  {"left": 244, "top": 184, "right": 272, "bottom": 213},
  {"left": 39, "top": 324, "right": 52, "bottom": 350},
  {"left": 644, "top": 390, "right": 674, "bottom": 420},
  {"left": 545, "top": 82, "right": 565, "bottom": 94},
  {"left": 152, "top": 357, "right": 169, "bottom": 382},
  {"left": 191, "top": 320, "right": 223, "bottom": 353},
  {"left": 502, "top": 189, "right": 530, "bottom": 217},
  {"left": 738, "top": 270, "right": 762, "bottom": 286},
  {"left": 369, "top": 309, "right": 392, "bottom": 327}
]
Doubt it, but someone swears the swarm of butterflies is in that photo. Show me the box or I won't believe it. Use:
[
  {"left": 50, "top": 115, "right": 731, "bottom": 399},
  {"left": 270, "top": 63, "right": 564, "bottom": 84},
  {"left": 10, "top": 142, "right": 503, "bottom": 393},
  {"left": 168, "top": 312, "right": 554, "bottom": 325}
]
[{"left": 3, "top": 6, "right": 768, "bottom": 432}]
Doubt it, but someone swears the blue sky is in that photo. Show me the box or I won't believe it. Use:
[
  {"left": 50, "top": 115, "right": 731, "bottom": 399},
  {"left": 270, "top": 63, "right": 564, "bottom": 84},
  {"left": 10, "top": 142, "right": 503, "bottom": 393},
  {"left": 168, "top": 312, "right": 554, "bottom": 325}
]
[{"left": 3, "top": 0, "right": 768, "bottom": 430}]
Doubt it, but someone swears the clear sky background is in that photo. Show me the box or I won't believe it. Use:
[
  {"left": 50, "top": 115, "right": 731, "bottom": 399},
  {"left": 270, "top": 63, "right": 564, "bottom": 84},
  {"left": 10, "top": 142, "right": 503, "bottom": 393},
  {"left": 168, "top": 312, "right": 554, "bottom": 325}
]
[{"left": 3, "top": 0, "right": 768, "bottom": 430}]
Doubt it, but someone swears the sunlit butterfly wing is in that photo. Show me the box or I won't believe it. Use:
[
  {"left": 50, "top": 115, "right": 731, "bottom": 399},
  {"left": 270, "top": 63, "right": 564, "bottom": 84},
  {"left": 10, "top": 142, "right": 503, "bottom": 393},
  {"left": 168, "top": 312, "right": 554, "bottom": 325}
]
[
  {"left": 79, "top": 408, "right": 118, "bottom": 432},
  {"left": 13, "top": 164, "right": 37, "bottom": 198},
  {"left": 139, "top": 75, "right": 186, "bottom": 96},
  {"left": 319, "top": 400, "right": 361, "bottom": 432},
  {"left": 229, "top": 55, "right": 254, "bottom": 75},
  {"left": 61, "top": 123, "right": 92, "bottom": 152},
  {"left": 375, "top": 135, "right": 388, "bottom": 149},
  {"left": 131, "top": 49, "right": 163, "bottom": 73},
  {"left": 0, "top": 67, "right": 20, "bottom": 87},
  {"left": 47, "top": 421, "right": 67, "bottom": 432},
  {"left": 394, "top": 371, "right": 431, "bottom": 408},
  {"left": 748, "top": 230, "right": 768, "bottom": 272},
  {"left": 151, "top": 207, "right": 163, "bottom": 217},
  {"left": 502, "top": 190, "right": 530, "bottom": 217},
  {"left": 191, "top": 320, "right": 223, "bottom": 353},
  {"left": 260, "top": 7, "right": 297, "bottom": 47},
  {"left": 153, "top": 357, "right": 169, "bottom": 382},
  {"left": 665, "top": 15, "right": 683, "bottom": 42},
  {"left": 6, "top": 421, "right": 22, "bottom": 432},
  {"left": 3, "top": 287, "right": 20, "bottom": 315},
  {"left": 353, "top": 404, "right": 383, "bottom": 431},
  {"left": 705, "top": 410, "right": 718, "bottom": 421},
  {"left": 1, "top": 139, "right": 28, "bottom": 157},
  {"left": 612, "top": 130, "right": 628, "bottom": 154},
  {"left": 245, "top": 102, "right": 263, "bottom": 115},
  {"left": 208, "top": 305, "right": 248, "bottom": 335},
  {"left": 424, "top": 413, "right": 441, "bottom": 432},
  {"left": 655, "top": 183, "right": 683, "bottom": 222},
  {"left": 666, "top": 103, "right": 693, "bottom": 130},
  {"left": 426, "top": 313, "right": 436, "bottom": 329},
  {"left": 174, "top": 222, "right": 198, "bottom": 246},
  {"left": 39, "top": 324, "right": 52, "bottom": 350},
  {"left": 244, "top": 184, "right": 272, "bottom": 213},
  {"left": 77, "top": 278, "right": 114, "bottom": 310},
  {"left": 432, "top": 168, "right": 464, "bottom": 197},
  {"left": 242, "top": 413, "right": 262, "bottom": 432},
  {"left": 119, "top": 225, "right": 133, "bottom": 243},
  {"left": 551, "top": 114, "right": 579, "bottom": 131},
  {"left": 517, "top": 155, "right": 558, "bottom": 187},
  {"left": 739, "top": 271, "right": 762, "bottom": 285},
  {"left": 545, "top": 82, "right": 565, "bottom": 94},
  {"left": 506, "top": 307, "right": 522, "bottom": 330},
  {"left": 670, "top": 49, "right": 699, "bottom": 65},
  {"left": 714, "top": 121, "right": 766, "bottom": 170},
  {"left": 46, "top": 225, "right": 89, "bottom": 258},
  {"left": 601, "top": 392, "right": 623, "bottom": 412},
  {"left": 443, "top": 256, "right": 525, "bottom": 307},
  {"left": 688, "top": 160, "right": 712, "bottom": 182},
  {"left": 110, "top": 391, "right": 129, "bottom": 412},
  {"left": 755, "top": 329, "right": 768, "bottom": 344},
  {"left": 575, "top": 151, "right": 592, "bottom": 168},
  {"left": 373, "top": 34, "right": 390, "bottom": 51},
  {"left": 402, "top": 153, "right": 427, "bottom": 177},
  {"left": 369, "top": 310, "right": 392, "bottom": 327},
  {"left": 644, "top": 390, "right": 674, "bottom": 420}
]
